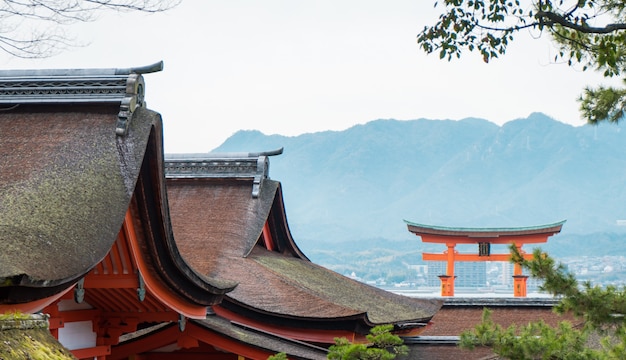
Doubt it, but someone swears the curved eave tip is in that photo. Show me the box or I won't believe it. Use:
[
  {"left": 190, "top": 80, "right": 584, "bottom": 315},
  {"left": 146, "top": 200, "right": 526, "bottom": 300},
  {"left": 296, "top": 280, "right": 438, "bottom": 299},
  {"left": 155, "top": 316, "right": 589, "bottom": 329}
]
[{"left": 125, "top": 61, "right": 164, "bottom": 74}]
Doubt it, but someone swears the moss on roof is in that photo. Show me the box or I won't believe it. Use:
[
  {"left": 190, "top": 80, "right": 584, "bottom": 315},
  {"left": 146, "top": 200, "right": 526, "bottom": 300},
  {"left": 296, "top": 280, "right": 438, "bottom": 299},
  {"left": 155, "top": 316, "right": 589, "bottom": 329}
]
[
  {"left": 250, "top": 248, "right": 442, "bottom": 324},
  {"left": 0, "top": 106, "right": 160, "bottom": 290},
  {"left": 0, "top": 313, "right": 76, "bottom": 359}
]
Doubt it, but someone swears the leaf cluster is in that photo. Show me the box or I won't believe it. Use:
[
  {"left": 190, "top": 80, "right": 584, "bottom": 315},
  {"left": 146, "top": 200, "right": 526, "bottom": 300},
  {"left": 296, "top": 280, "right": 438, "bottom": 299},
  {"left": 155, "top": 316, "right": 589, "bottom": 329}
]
[
  {"left": 418, "top": 0, "right": 626, "bottom": 124},
  {"left": 417, "top": 0, "right": 526, "bottom": 63},
  {"left": 461, "top": 308, "right": 598, "bottom": 359},
  {"left": 267, "top": 353, "right": 288, "bottom": 360},
  {"left": 460, "top": 244, "right": 626, "bottom": 359},
  {"left": 327, "top": 324, "right": 409, "bottom": 360},
  {"left": 0, "top": 0, "right": 179, "bottom": 58}
]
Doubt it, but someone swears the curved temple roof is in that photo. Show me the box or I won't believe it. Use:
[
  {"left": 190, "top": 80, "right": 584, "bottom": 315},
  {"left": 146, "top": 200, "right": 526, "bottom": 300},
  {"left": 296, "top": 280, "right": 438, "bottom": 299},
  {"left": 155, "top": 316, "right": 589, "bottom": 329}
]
[
  {"left": 0, "top": 62, "right": 233, "bottom": 307},
  {"left": 0, "top": 101, "right": 156, "bottom": 303},
  {"left": 165, "top": 151, "right": 442, "bottom": 339}
]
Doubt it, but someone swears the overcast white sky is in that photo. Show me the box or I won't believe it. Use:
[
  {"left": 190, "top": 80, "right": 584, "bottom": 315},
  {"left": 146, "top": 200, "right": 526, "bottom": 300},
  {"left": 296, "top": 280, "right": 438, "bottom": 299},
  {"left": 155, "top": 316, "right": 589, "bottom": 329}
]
[{"left": 0, "top": 1, "right": 612, "bottom": 153}]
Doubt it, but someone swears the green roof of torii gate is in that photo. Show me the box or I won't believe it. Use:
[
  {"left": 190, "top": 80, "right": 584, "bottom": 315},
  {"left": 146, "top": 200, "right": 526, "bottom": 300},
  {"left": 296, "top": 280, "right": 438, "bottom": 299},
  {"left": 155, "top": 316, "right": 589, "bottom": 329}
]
[{"left": 404, "top": 220, "right": 566, "bottom": 239}]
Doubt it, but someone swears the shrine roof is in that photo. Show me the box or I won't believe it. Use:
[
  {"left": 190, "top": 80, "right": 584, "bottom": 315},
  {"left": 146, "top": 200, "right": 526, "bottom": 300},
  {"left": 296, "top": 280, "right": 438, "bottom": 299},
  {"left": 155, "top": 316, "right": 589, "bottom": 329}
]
[
  {"left": 0, "top": 99, "right": 159, "bottom": 303},
  {"left": 0, "top": 63, "right": 233, "bottom": 308},
  {"left": 404, "top": 220, "right": 566, "bottom": 238},
  {"left": 0, "top": 64, "right": 155, "bottom": 303},
  {"left": 165, "top": 151, "right": 442, "bottom": 329}
]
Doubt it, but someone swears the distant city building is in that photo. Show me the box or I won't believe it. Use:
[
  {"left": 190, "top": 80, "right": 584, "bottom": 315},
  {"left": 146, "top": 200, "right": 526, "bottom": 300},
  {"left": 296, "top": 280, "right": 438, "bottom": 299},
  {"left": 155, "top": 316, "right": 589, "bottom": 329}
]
[{"left": 427, "top": 262, "right": 487, "bottom": 288}]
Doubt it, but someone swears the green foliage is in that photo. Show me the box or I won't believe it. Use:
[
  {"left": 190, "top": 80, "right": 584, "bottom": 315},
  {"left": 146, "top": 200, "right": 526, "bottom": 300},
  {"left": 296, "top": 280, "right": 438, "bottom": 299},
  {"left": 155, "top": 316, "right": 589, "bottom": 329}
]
[
  {"left": 267, "top": 352, "right": 288, "bottom": 360},
  {"left": 418, "top": 0, "right": 626, "bottom": 124},
  {"left": 580, "top": 85, "right": 626, "bottom": 124},
  {"left": 0, "top": 313, "right": 76, "bottom": 360},
  {"left": 460, "top": 245, "right": 626, "bottom": 359},
  {"left": 328, "top": 324, "right": 409, "bottom": 360},
  {"left": 460, "top": 308, "right": 598, "bottom": 359}
]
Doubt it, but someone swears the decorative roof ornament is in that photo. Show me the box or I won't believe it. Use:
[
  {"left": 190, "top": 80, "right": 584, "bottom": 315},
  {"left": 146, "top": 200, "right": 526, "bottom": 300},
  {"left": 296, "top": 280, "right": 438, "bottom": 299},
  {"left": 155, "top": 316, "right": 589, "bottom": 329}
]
[
  {"left": 165, "top": 148, "right": 284, "bottom": 198},
  {"left": 0, "top": 61, "right": 163, "bottom": 136}
]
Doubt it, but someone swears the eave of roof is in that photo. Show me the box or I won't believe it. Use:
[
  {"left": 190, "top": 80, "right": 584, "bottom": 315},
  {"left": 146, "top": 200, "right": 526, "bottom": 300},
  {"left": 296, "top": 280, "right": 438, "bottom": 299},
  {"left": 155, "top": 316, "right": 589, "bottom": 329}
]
[
  {"left": 114, "top": 317, "right": 328, "bottom": 360},
  {"left": 404, "top": 219, "right": 566, "bottom": 238},
  {"left": 196, "top": 316, "right": 329, "bottom": 360},
  {"left": 129, "top": 135, "right": 237, "bottom": 306}
]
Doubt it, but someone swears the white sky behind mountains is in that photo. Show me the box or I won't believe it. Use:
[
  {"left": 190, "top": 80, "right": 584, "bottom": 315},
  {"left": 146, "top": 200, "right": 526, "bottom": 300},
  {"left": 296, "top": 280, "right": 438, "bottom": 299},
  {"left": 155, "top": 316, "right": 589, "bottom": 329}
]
[{"left": 0, "top": 1, "right": 614, "bottom": 153}]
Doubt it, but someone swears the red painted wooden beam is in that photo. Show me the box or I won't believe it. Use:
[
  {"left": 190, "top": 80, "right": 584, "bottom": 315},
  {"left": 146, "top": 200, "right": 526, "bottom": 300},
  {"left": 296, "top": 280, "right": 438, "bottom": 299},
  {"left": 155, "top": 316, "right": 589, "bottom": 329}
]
[
  {"left": 70, "top": 345, "right": 110, "bottom": 359},
  {"left": 422, "top": 252, "right": 533, "bottom": 262}
]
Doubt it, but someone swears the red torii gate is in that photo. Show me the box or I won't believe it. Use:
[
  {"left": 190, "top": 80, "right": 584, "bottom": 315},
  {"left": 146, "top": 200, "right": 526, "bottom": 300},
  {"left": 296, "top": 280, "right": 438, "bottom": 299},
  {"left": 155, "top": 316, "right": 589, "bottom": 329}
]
[{"left": 405, "top": 220, "right": 565, "bottom": 297}]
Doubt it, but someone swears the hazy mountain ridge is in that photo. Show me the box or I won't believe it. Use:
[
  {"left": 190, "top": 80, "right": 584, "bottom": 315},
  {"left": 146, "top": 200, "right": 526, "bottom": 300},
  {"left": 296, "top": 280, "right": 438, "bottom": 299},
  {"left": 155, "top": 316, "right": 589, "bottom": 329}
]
[{"left": 213, "top": 113, "right": 626, "bottom": 259}]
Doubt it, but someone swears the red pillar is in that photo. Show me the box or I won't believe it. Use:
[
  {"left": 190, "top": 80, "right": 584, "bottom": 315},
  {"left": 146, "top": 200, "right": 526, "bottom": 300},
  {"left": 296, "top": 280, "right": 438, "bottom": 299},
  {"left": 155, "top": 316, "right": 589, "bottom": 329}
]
[
  {"left": 439, "top": 244, "right": 456, "bottom": 296},
  {"left": 438, "top": 275, "right": 455, "bottom": 296},
  {"left": 513, "top": 275, "right": 528, "bottom": 297},
  {"left": 513, "top": 244, "right": 527, "bottom": 297}
]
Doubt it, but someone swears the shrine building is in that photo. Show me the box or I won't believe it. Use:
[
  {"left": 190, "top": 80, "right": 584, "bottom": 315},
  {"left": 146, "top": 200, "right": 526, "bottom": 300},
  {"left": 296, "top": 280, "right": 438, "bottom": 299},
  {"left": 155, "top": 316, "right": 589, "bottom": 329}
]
[{"left": 0, "top": 63, "right": 442, "bottom": 359}]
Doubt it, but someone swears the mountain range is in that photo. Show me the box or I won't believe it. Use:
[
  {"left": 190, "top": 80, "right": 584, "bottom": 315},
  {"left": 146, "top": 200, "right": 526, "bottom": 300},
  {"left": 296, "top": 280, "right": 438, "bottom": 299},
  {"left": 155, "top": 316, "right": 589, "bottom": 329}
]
[{"left": 211, "top": 113, "right": 626, "bottom": 261}]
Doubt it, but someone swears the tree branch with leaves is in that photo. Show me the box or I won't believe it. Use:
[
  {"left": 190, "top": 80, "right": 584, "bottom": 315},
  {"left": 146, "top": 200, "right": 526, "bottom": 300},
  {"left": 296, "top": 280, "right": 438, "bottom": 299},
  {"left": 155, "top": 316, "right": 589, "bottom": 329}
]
[
  {"left": 418, "top": 0, "right": 626, "bottom": 124},
  {"left": 0, "top": 0, "right": 179, "bottom": 58},
  {"left": 327, "top": 324, "right": 409, "bottom": 360},
  {"left": 460, "top": 245, "right": 626, "bottom": 359}
]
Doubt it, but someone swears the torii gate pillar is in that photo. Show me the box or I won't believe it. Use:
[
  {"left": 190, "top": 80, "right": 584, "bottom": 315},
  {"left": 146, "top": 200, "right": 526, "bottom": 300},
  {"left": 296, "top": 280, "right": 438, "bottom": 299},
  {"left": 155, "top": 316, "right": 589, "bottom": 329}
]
[
  {"left": 512, "top": 245, "right": 528, "bottom": 297},
  {"left": 438, "top": 243, "right": 457, "bottom": 296}
]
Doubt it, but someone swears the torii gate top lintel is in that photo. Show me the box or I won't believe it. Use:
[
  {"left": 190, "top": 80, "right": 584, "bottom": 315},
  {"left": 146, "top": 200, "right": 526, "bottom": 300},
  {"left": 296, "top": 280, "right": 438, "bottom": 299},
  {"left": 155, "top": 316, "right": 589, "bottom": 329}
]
[
  {"left": 404, "top": 220, "right": 566, "bottom": 297},
  {"left": 404, "top": 219, "right": 566, "bottom": 242}
]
